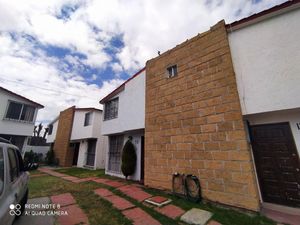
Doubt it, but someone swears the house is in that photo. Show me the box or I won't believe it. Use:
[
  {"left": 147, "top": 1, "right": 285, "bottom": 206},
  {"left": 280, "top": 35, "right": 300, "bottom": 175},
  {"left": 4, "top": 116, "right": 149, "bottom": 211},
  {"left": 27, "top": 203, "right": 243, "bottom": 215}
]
[
  {"left": 144, "top": 0, "right": 300, "bottom": 213},
  {"left": 227, "top": 0, "right": 300, "bottom": 210},
  {"left": 0, "top": 86, "right": 44, "bottom": 152},
  {"left": 100, "top": 68, "right": 145, "bottom": 181},
  {"left": 46, "top": 106, "right": 108, "bottom": 169}
]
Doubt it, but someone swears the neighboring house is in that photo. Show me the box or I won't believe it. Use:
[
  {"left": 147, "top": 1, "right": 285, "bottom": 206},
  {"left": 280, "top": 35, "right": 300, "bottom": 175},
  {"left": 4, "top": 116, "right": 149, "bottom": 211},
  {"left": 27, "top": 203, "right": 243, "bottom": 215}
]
[
  {"left": 100, "top": 68, "right": 145, "bottom": 181},
  {"left": 0, "top": 86, "right": 44, "bottom": 152},
  {"left": 227, "top": 1, "right": 300, "bottom": 209},
  {"left": 144, "top": 0, "right": 300, "bottom": 213},
  {"left": 46, "top": 106, "right": 108, "bottom": 169}
]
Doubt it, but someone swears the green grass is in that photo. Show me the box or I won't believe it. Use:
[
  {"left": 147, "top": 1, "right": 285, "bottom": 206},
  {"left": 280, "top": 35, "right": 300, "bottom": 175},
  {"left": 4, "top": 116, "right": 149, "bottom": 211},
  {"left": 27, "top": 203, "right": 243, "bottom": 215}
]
[
  {"left": 54, "top": 167, "right": 105, "bottom": 178},
  {"left": 29, "top": 175, "right": 131, "bottom": 225},
  {"left": 31, "top": 167, "right": 276, "bottom": 225}
]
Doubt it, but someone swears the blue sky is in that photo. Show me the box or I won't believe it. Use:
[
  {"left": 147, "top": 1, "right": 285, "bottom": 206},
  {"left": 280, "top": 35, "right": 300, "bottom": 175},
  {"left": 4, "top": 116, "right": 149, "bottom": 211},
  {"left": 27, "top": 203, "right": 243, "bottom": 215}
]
[{"left": 0, "top": 0, "right": 286, "bottom": 123}]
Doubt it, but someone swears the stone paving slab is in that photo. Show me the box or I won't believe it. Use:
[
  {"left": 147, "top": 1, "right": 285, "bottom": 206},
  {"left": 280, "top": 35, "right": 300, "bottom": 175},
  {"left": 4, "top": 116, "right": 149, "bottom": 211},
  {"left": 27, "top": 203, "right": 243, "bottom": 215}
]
[
  {"left": 105, "top": 180, "right": 126, "bottom": 188},
  {"left": 61, "top": 176, "right": 80, "bottom": 182},
  {"left": 122, "top": 207, "right": 161, "bottom": 225},
  {"left": 93, "top": 178, "right": 111, "bottom": 184},
  {"left": 181, "top": 208, "right": 213, "bottom": 225},
  {"left": 104, "top": 195, "right": 135, "bottom": 210},
  {"left": 59, "top": 204, "right": 89, "bottom": 225},
  {"left": 155, "top": 204, "right": 185, "bottom": 219},
  {"left": 72, "top": 177, "right": 98, "bottom": 183},
  {"left": 51, "top": 193, "right": 76, "bottom": 207},
  {"left": 207, "top": 220, "right": 222, "bottom": 225},
  {"left": 94, "top": 188, "right": 114, "bottom": 197},
  {"left": 118, "top": 185, "right": 152, "bottom": 202}
]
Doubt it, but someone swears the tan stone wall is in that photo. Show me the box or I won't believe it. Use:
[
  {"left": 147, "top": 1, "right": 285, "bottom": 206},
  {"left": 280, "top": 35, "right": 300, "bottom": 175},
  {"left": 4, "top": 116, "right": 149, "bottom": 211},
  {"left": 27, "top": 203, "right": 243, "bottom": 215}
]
[
  {"left": 53, "top": 106, "right": 75, "bottom": 167},
  {"left": 145, "top": 21, "right": 260, "bottom": 211}
]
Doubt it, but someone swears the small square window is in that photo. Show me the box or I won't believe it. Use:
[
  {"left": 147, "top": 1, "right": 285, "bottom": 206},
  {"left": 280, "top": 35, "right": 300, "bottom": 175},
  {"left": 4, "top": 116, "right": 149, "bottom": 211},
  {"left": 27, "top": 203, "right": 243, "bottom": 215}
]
[{"left": 167, "top": 65, "right": 178, "bottom": 78}]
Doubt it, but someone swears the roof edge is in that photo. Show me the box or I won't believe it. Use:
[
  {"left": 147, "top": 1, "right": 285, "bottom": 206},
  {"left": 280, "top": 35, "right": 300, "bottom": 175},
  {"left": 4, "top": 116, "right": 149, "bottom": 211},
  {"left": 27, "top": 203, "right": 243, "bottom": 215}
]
[
  {"left": 0, "top": 86, "right": 44, "bottom": 108},
  {"left": 99, "top": 67, "right": 146, "bottom": 104},
  {"left": 226, "top": 0, "right": 300, "bottom": 32}
]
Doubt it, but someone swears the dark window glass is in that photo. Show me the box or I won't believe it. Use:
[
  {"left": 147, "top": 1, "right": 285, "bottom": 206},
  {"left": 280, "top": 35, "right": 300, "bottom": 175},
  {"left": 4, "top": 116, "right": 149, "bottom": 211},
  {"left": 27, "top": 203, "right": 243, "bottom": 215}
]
[
  {"left": 167, "top": 65, "right": 178, "bottom": 78},
  {"left": 48, "top": 124, "right": 53, "bottom": 135},
  {"left": 104, "top": 98, "right": 119, "bottom": 120},
  {"left": 0, "top": 147, "right": 4, "bottom": 194},
  {"left": 5, "top": 101, "right": 36, "bottom": 122},
  {"left": 108, "top": 135, "right": 124, "bottom": 173},
  {"left": 8, "top": 148, "right": 19, "bottom": 182},
  {"left": 16, "top": 150, "right": 25, "bottom": 172},
  {"left": 84, "top": 112, "right": 92, "bottom": 126},
  {"left": 20, "top": 105, "right": 35, "bottom": 122},
  {"left": 6, "top": 102, "right": 22, "bottom": 120}
]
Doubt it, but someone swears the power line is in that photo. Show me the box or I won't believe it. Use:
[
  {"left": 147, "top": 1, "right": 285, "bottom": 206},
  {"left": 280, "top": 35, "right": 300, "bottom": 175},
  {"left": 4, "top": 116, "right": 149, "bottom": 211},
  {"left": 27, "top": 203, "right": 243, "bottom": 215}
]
[{"left": 0, "top": 77, "right": 101, "bottom": 100}]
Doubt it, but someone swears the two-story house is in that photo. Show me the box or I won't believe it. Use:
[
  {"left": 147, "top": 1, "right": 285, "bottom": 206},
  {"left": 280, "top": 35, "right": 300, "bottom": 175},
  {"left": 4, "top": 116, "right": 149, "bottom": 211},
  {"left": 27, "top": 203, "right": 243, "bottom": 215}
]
[
  {"left": 46, "top": 106, "right": 108, "bottom": 169},
  {"left": 100, "top": 68, "right": 145, "bottom": 181},
  {"left": 227, "top": 0, "right": 300, "bottom": 213},
  {"left": 0, "top": 86, "right": 44, "bottom": 152}
]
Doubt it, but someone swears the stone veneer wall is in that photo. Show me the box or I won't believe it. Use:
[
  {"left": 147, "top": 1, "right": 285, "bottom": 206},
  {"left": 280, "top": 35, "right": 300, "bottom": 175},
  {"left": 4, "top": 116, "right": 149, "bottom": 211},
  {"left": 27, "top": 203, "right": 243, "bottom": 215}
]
[
  {"left": 145, "top": 21, "right": 260, "bottom": 211},
  {"left": 53, "top": 106, "right": 75, "bottom": 167}
]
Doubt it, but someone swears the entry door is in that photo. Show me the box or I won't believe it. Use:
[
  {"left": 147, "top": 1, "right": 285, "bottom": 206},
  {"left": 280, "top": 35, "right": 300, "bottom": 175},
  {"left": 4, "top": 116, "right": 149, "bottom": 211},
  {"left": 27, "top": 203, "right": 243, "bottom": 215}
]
[
  {"left": 86, "top": 140, "right": 96, "bottom": 166},
  {"left": 140, "top": 136, "right": 145, "bottom": 182},
  {"left": 250, "top": 122, "right": 300, "bottom": 207}
]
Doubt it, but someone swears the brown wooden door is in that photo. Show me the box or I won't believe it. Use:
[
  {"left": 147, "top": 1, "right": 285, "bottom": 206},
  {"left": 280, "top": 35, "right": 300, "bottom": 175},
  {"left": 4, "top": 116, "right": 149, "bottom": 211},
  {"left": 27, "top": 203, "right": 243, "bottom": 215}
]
[{"left": 250, "top": 122, "right": 300, "bottom": 207}]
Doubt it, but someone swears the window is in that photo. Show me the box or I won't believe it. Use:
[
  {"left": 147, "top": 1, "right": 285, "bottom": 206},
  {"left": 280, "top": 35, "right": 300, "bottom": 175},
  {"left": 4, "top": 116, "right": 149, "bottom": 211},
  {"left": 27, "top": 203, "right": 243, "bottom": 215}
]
[
  {"left": 84, "top": 112, "right": 92, "bottom": 126},
  {"left": 7, "top": 148, "right": 19, "bottom": 182},
  {"left": 5, "top": 101, "right": 36, "bottom": 122},
  {"left": 48, "top": 124, "right": 53, "bottom": 135},
  {"left": 167, "top": 65, "right": 178, "bottom": 78},
  {"left": 0, "top": 147, "right": 4, "bottom": 195},
  {"left": 108, "top": 135, "right": 124, "bottom": 173},
  {"left": 104, "top": 98, "right": 119, "bottom": 120}
]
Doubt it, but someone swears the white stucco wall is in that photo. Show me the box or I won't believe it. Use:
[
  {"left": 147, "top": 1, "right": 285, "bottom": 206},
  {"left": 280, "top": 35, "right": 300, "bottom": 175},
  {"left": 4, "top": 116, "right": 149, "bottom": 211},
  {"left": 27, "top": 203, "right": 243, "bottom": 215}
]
[
  {"left": 71, "top": 110, "right": 98, "bottom": 140},
  {"left": 101, "top": 71, "right": 145, "bottom": 135},
  {"left": 228, "top": 8, "right": 300, "bottom": 115},
  {"left": 77, "top": 140, "right": 88, "bottom": 167},
  {"left": 105, "top": 131, "right": 144, "bottom": 181},
  {"left": 246, "top": 109, "right": 300, "bottom": 156},
  {"left": 0, "top": 90, "right": 39, "bottom": 136}
]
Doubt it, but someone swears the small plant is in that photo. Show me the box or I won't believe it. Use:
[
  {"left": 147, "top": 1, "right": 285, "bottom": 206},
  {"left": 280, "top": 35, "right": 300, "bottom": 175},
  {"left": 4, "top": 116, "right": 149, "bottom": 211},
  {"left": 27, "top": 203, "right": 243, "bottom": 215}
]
[
  {"left": 121, "top": 137, "right": 137, "bottom": 179},
  {"left": 45, "top": 149, "right": 55, "bottom": 165}
]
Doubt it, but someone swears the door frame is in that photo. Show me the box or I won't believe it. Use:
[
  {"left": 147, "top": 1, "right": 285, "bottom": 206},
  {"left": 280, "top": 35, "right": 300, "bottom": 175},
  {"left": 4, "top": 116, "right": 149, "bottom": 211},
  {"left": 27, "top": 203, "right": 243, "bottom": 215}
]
[{"left": 248, "top": 121, "right": 300, "bottom": 207}]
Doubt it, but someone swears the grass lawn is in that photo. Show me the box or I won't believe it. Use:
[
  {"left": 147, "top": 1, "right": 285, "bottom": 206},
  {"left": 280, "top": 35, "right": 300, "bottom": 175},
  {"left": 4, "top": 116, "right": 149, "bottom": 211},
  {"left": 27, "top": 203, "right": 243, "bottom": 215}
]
[
  {"left": 29, "top": 167, "right": 276, "bottom": 225},
  {"left": 54, "top": 167, "right": 105, "bottom": 178}
]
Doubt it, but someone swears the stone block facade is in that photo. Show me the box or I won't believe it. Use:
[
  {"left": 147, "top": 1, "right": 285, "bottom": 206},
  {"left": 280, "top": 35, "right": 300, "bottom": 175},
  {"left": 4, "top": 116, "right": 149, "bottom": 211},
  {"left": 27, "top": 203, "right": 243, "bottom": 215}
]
[
  {"left": 53, "top": 106, "right": 75, "bottom": 167},
  {"left": 145, "top": 21, "right": 260, "bottom": 211}
]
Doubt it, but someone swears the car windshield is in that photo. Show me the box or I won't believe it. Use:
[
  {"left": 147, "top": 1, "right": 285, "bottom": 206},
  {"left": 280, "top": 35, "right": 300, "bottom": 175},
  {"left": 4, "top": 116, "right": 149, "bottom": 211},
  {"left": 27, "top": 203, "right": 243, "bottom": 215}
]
[{"left": 0, "top": 147, "right": 4, "bottom": 195}]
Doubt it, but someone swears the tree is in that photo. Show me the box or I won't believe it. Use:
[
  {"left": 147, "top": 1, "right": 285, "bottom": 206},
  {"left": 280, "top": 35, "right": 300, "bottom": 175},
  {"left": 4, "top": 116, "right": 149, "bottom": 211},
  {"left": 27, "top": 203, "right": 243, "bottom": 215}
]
[{"left": 121, "top": 137, "right": 137, "bottom": 179}]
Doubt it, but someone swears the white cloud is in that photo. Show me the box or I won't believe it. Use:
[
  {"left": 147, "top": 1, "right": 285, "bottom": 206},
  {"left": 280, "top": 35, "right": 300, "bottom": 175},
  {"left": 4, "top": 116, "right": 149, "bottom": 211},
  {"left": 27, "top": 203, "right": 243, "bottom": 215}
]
[{"left": 0, "top": 0, "right": 286, "bottom": 123}]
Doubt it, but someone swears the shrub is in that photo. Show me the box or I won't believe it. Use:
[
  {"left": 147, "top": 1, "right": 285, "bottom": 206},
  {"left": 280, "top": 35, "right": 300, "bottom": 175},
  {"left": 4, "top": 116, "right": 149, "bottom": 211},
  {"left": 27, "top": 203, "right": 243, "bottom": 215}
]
[
  {"left": 45, "top": 149, "right": 55, "bottom": 165},
  {"left": 121, "top": 138, "right": 137, "bottom": 179}
]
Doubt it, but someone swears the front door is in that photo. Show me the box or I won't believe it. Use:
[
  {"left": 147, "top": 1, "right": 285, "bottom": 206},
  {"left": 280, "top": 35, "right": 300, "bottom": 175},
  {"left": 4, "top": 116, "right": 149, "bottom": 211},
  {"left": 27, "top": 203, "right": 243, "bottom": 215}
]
[
  {"left": 72, "top": 143, "right": 80, "bottom": 166},
  {"left": 86, "top": 139, "right": 96, "bottom": 166},
  {"left": 250, "top": 122, "right": 300, "bottom": 207},
  {"left": 140, "top": 136, "right": 145, "bottom": 182}
]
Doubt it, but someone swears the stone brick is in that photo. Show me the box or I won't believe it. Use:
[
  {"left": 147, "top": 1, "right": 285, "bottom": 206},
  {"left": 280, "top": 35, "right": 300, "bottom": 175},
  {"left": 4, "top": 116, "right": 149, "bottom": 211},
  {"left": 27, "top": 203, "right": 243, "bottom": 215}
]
[{"left": 145, "top": 20, "right": 259, "bottom": 211}]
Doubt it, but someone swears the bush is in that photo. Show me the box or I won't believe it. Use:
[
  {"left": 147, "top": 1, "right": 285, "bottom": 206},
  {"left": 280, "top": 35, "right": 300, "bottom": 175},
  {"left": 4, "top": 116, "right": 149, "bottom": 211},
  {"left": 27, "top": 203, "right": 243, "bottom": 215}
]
[
  {"left": 121, "top": 138, "right": 137, "bottom": 179},
  {"left": 24, "top": 150, "right": 42, "bottom": 165},
  {"left": 45, "top": 149, "right": 55, "bottom": 165}
]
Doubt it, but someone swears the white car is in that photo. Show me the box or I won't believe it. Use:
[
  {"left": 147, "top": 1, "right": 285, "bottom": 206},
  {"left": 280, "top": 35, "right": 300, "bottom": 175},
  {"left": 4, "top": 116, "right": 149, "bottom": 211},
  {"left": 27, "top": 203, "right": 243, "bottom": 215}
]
[{"left": 0, "top": 138, "right": 29, "bottom": 225}]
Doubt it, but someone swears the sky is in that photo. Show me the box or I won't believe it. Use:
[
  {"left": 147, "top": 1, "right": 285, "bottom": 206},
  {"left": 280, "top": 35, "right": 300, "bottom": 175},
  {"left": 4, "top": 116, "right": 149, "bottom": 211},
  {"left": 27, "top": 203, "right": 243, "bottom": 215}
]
[{"left": 0, "top": 0, "right": 286, "bottom": 124}]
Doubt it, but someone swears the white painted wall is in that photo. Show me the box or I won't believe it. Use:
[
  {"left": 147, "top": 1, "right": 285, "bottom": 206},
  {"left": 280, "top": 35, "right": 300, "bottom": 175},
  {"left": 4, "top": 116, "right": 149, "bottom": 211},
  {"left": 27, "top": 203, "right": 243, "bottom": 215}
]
[
  {"left": 101, "top": 71, "right": 145, "bottom": 135},
  {"left": 246, "top": 109, "right": 300, "bottom": 156},
  {"left": 71, "top": 110, "right": 97, "bottom": 140},
  {"left": 77, "top": 140, "right": 88, "bottom": 167},
  {"left": 105, "top": 131, "right": 143, "bottom": 181},
  {"left": 228, "top": 8, "right": 300, "bottom": 115},
  {"left": 46, "top": 119, "right": 58, "bottom": 143},
  {"left": 0, "top": 90, "right": 39, "bottom": 136}
]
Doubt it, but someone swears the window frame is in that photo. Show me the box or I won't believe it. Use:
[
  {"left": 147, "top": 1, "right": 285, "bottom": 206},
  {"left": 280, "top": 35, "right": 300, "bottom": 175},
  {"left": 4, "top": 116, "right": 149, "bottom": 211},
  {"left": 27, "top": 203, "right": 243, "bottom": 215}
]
[
  {"left": 84, "top": 112, "right": 92, "bottom": 126},
  {"left": 4, "top": 100, "right": 36, "bottom": 123},
  {"left": 104, "top": 97, "right": 119, "bottom": 121},
  {"left": 166, "top": 65, "right": 178, "bottom": 78},
  {"left": 7, "top": 148, "right": 20, "bottom": 183},
  {"left": 0, "top": 147, "right": 4, "bottom": 196},
  {"left": 48, "top": 124, "right": 53, "bottom": 135},
  {"left": 108, "top": 135, "right": 124, "bottom": 173}
]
